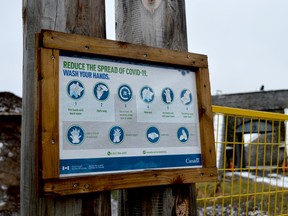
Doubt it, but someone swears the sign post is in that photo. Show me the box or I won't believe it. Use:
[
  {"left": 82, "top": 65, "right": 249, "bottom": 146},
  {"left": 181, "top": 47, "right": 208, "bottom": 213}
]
[{"left": 36, "top": 30, "right": 217, "bottom": 196}]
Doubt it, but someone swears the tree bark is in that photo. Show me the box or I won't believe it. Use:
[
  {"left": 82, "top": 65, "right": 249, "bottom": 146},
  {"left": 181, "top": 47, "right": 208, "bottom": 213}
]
[
  {"left": 21, "top": 0, "right": 110, "bottom": 215},
  {"left": 116, "top": 0, "right": 197, "bottom": 215}
]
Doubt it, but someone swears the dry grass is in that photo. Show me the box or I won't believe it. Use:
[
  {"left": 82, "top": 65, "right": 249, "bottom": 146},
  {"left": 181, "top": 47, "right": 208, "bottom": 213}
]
[{"left": 196, "top": 173, "right": 288, "bottom": 215}]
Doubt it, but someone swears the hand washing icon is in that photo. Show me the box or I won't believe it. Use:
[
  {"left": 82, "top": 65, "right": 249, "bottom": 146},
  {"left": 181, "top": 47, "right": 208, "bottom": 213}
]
[
  {"left": 141, "top": 86, "right": 155, "bottom": 103},
  {"left": 180, "top": 89, "right": 192, "bottom": 105},
  {"left": 67, "top": 80, "right": 84, "bottom": 100},
  {"left": 162, "top": 87, "right": 174, "bottom": 104},
  {"left": 94, "top": 83, "right": 109, "bottom": 101},
  {"left": 67, "top": 125, "right": 84, "bottom": 145},
  {"left": 110, "top": 126, "right": 124, "bottom": 144},
  {"left": 146, "top": 126, "right": 160, "bottom": 143},
  {"left": 177, "top": 127, "right": 189, "bottom": 143}
]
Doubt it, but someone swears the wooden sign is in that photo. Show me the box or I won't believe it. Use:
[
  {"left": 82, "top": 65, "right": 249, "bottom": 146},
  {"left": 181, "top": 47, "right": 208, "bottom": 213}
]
[{"left": 36, "top": 30, "right": 217, "bottom": 196}]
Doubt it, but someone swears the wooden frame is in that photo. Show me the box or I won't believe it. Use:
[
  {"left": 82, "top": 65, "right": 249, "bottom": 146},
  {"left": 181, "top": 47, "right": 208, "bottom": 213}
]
[{"left": 36, "top": 30, "right": 217, "bottom": 196}]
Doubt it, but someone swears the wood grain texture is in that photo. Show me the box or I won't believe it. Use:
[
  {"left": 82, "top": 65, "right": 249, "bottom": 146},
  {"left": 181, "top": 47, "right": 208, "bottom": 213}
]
[
  {"left": 42, "top": 167, "right": 217, "bottom": 196},
  {"left": 119, "top": 184, "right": 196, "bottom": 216},
  {"left": 41, "top": 30, "right": 208, "bottom": 68},
  {"left": 39, "top": 48, "right": 59, "bottom": 179},
  {"left": 22, "top": 0, "right": 110, "bottom": 215},
  {"left": 116, "top": 0, "right": 188, "bottom": 51},
  {"left": 66, "top": 0, "right": 106, "bottom": 37},
  {"left": 196, "top": 68, "right": 217, "bottom": 168}
]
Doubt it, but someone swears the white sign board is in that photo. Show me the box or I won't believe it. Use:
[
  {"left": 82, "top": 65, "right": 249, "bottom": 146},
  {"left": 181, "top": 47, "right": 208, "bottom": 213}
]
[{"left": 59, "top": 53, "right": 202, "bottom": 176}]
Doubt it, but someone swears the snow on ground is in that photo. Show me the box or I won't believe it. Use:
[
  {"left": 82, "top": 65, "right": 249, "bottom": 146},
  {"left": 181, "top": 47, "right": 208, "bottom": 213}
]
[{"left": 226, "top": 171, "right": 288, "bottom": 188}]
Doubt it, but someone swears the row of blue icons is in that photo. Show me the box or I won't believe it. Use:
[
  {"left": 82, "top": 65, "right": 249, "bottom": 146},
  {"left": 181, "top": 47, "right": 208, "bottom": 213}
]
[
  {"left": 67, "top": 80, "right": 192, "bottom": 105},
  {"left": 67, "top": 125, "right": 189, "bottom": 145}
]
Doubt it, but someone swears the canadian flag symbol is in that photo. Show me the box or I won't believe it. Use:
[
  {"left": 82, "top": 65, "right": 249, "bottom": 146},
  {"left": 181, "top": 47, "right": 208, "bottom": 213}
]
[{"left": 62, "top": 166, "right": 70, "bottom": 171}]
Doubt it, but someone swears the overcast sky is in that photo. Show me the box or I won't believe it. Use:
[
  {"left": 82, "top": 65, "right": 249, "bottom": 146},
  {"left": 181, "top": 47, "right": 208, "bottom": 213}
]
[{"left": 1, "top": 0, "right": 288, "bottom": 97}]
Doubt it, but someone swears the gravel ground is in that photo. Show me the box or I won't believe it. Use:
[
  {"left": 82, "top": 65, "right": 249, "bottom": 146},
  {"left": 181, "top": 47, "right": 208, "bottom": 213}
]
[
  {"left": 197, "top": 204, "right": 268, "bottom": 216},
  {"left": 0, "top": 198, "right": 271, "bottom": 216},
  {"left": 112, "top": 199, "right": 269, "bottom": 216}
]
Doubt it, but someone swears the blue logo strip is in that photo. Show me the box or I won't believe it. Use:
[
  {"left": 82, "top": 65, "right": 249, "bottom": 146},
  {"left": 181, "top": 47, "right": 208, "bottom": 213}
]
[{"left": 60, "top": 154, "right": 202, "bottom": 175}]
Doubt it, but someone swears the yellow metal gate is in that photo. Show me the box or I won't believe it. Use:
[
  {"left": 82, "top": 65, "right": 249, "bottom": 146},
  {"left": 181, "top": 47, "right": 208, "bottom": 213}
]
[{"left": 197, "top": 106, "right": 288, "bottom": 215}]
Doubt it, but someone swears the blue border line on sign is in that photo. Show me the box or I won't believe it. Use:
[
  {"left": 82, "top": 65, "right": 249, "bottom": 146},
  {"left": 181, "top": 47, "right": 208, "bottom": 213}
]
[{"left": 60, "top": 154, "right": 202, "bottom": 175}]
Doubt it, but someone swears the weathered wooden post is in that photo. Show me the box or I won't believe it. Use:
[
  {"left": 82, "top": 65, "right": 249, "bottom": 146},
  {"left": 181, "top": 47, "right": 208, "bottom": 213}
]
[
  {"left": 21, "top": 1, "right": 111, "bottom": 215},
  {"left": 116, "top": 0, "right": 197, "bottom": 215}
]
